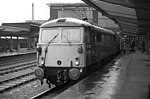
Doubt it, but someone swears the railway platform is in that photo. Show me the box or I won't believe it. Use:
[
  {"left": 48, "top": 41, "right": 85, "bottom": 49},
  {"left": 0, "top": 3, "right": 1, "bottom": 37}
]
[
  {"left": 53, "top": 51, "right": 150, "bottom": 99},
  {"left": 0, "top": 48, "right": 36, "bottom": 58}
]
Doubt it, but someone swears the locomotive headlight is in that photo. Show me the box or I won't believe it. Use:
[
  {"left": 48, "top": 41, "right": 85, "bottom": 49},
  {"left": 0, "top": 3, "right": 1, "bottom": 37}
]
[
  {"left": 75, "top": 61, "right": 79, "bottom": 66},
  {"left": 41, "top": 57, "right": 44, "bottom": 65},
  {"left": 75, "top": 57, "right": 80, "bottom": 66},
  {"left": 41, "top": 60, "right": 44, "bottom": 65},
  {"left": 37, "top": 46, "right": 42, "bottom": 55},
  {"left": 80, "top": 68, "right": 83, "bottom": 73},
  {"left": 78, "top": 46, "right": 83, "bottom": 53}
]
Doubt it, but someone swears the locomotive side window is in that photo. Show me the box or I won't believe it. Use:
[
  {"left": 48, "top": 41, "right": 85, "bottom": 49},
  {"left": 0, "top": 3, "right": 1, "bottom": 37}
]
[
  {"left": 105, "top": 35, "right": 110, "bottom": 41},
  {"left": 101, "top": 35, "right": 105, "bottom": 42},
  {"left": 84, "top": 28, "right": 90, "bottom": 43},
  {"left": 96, "top": 33, "right": 101, "bottom": 42},
  {"left": 61, "top": 28, "right": 81, "bottom": 43},
  {"left": 41, "top": 29, "right": 59, "bottom": 43},
  {"left": 113, "top": 36, "right": 116, "bottom": 41},
  {"left": 101, "top": 34, "right": 111, "bottom": 41},
  {"left": 89, "top": 28, "right": 93, "bottom": 42}
]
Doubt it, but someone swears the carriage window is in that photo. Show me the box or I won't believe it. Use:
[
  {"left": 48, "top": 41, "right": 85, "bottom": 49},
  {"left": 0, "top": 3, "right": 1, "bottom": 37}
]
[
  {"left": 41, "top": 29, "right": 59, "bottom": 43},
  {"left": 96, "top": 33, "right": 101, "bottom": 42},
  {"left": 101, "top": 35, "right": 105, "bottom": 41},
  {"left": 84, "top": 28, "right": 90, "bottom": 43},
  {"left": 61, "top": 28, "right": 81, "bottom": 43},
  {"left": 113, "top": 36, "right": 116, "bottom": 41}
]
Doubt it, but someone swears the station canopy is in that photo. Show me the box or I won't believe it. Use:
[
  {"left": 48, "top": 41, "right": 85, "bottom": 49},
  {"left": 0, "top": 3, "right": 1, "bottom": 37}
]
[
  {"left": 82, "top": 0, "right": 150, "bottom": 36},
  {"left": 0, "top": 22, "right": 40, "bottom": 37}
]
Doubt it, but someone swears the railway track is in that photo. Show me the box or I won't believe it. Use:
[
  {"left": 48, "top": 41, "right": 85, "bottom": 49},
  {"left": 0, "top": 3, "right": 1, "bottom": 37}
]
[
  {"left": 0, "top": 58, "right": 36, "bottom": 67},
  {"left": 0, "top": 52, "right": 36, "bottom": 67},
  {"left": 0, "top": 60, "right": 37, "bottom": 75},
  {"left": 0, "top": 53, "right": 38, "bottom": 93},
  {"left": 30, "top": 82, "right": 73, "bottom": 99},
  {"left": 31, "top": 88, "right": 53, "bottom": 99},
  {"left": 0, "top": 65, "right": 37, "bottom": 93},
  {"left": 0, "top": 74, "right": 37, "bottom": 93}
]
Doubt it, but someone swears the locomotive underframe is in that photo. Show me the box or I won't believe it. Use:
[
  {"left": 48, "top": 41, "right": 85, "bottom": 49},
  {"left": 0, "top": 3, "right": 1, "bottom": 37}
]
[{"left": 40, "top": 66, "right": 86, "bottom": 86}]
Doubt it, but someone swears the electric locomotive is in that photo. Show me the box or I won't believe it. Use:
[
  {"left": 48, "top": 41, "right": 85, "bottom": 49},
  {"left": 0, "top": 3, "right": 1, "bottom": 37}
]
[{"left": 35, "top": 18, "right": 120, "bottom": 87}]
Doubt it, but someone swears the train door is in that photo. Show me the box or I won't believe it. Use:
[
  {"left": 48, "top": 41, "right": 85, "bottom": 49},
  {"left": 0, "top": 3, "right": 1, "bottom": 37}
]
[
  {"left": 85, "top": 27, "right": 96, "bottom": 65},
  {"left": 84, "top": 27, "right": 91, "bottom": 65},
  {"left": 91, "top": 28, "right": 96, "bottom": 62}
]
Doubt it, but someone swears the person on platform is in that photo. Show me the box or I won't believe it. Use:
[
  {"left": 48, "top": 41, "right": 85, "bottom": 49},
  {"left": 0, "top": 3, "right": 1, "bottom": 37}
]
[
  {"left": 141, "top": 41, "right": 145, "bottom": 53},
  {"left": 131, "top": 40, "right": 135, "bottom": 52}
]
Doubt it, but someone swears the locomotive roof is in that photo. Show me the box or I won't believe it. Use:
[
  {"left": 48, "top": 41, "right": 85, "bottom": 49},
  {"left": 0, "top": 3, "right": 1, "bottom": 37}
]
[
  {"left": 40, "top": 18, "right": 92, "bottom": 28},
  {"left": 93, "top": 25, "right": 116, "bottom": 35},
  {"left": 40, "top": 18, "right": 115, "bottom": 35}
]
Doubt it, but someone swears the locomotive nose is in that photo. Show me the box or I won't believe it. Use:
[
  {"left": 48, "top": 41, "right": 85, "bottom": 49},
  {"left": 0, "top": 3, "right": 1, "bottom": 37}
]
[{"left": 34, "top": 67, "right": 44, "bottom": 80}]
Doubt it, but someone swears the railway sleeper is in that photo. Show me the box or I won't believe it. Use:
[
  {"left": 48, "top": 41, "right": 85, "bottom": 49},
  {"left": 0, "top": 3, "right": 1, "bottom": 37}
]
[
  {"left": 0, "top": 58, "right": 36, "bottom": 67},
  {"left": 0, "top": 60, "right": 37, "bottom": 72},
  {"left": 0, "top": 64, "right": 36, "bottom": 75},
  {"left": 0, "top": 77, "right": 37, "bottom": 93},
  {"left": 0, "top": 72, "right": 34, "bottom": 85}
]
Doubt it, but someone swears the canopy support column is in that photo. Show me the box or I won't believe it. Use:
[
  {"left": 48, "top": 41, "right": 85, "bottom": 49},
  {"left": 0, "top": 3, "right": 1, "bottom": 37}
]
[
  {"left": 17, "top": 36, "right": 20, "bottom": 51},
  {"left": 148, "top": 33, "right": 150, "bottom": 58},
  {"left": 10, "top": 36, "right": 13, "bottom": 52}
]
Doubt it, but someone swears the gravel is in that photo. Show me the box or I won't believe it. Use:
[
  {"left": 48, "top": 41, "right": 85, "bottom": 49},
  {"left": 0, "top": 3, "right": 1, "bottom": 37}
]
[{"left": 0, "top": 79, "right": 50, "bottom": 99}]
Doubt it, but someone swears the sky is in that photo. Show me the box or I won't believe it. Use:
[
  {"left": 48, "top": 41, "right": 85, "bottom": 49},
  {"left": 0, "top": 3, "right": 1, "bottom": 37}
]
[{"left": 0, "top": 0, "right": 83, "bottom": 25}]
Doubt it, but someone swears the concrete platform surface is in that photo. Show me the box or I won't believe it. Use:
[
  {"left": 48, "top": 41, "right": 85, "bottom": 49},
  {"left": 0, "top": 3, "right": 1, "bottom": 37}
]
[
  {"left": 0, "top": 48, "right": 36, "bottom": 57},
  {"left": 53, "top": 52, "right": 150, "bottom": 99}
]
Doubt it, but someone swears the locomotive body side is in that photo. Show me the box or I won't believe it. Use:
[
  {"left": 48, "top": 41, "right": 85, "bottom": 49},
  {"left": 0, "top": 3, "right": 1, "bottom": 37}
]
[
  {"left": 84, "top": 26, "right": 119, "bottom": 69},
  {"left": 35, "top": 18, "right": 120, "bottom": 87}
]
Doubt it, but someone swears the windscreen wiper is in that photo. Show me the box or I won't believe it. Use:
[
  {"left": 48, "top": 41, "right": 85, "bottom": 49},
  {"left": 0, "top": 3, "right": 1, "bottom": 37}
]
[
  {"left": 45, "top": 33, "right": 59, "bottom": 53},
  {"left": 63, "top": 35, "right": 71, "bottom": 46},
  {"left": 43, "top": 33, "right": 59, "bottom": 66},
  {"left": 47, "top": 33, "right": 59, "bottom": 46}
]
